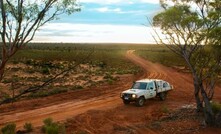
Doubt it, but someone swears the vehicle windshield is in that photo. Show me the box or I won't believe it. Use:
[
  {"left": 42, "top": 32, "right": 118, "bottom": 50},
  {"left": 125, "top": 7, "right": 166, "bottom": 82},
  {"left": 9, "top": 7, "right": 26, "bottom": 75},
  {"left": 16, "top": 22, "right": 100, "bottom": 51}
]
[{"left": 131, "top": 82, "right": 147, "bottom": 90}]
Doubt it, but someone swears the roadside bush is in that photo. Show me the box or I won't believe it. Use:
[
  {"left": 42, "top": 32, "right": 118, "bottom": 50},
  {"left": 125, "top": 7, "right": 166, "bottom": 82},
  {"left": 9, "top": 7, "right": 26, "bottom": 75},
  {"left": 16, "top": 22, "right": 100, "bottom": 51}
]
[
  {"left": 43, "top": 118, "right": 53, "bottom": 126},
  {"left": 28, "top": 88, "right": 68, "bottom": 98},
  {"left": 1, "top": 123, "right": 16, "bottom": 134},
  {"left": 2, "top": 78, "right": 12, "bottom": 84},
  {"left": 26, "top": 68, "right": 35, "bottom": 74},
  {"left": 103, "top": 73, "right": 113, "bottom": 80},
  {"left": 41, "top": 67, "right": 50, "bottom": 75},
  {"left": 23, "top": 122, "right": 33, "bottom": 132},
  {"left": 25, "top": 59, "right": 34, "bottom": 65},
  {"left": 216, "top": 112, "right": 221, "bottom": 127},
  {"left": 97, "top": 61, "right": 106, "bottom": 68},
  {"left": 211, "top": 101, "right": 221, "bottom": 115},
  {"left": 42, "top": 118, "right": 66, "bottom": 134},
  {"left": 0, "top": 93, "right": 11, "bottom": 102},
  {"left": 210, "top": 102, "right": 221, "bottom": 127},
  {"left": 12, "top": 60, "right": 19, "bottom": 64},
  {"left": 107, "top": 79, "right": 114, "bottom": 85}
]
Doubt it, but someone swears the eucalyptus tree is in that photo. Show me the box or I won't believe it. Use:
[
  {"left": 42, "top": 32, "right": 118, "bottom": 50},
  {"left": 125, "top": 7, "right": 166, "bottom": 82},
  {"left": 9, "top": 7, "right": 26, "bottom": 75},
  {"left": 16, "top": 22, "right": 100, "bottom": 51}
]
[
  {"left": 152, "top": 0, "right": 221, "bottom": 125},
  {"left": 0, "top": 0, "right": 80, "bottom": 81}
]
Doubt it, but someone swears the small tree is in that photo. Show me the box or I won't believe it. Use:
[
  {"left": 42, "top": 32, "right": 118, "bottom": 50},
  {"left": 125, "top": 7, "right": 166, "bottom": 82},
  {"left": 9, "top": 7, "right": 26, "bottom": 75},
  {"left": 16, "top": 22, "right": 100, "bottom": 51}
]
[
  {"left": 1, "top": 123, "right": 16, "bottom": 134},
  {"left": 152, "top": 0, "right": 221, "bottom": 125},
  {"left": 0, "top": 0, "right": 80, "bottom": 81}
]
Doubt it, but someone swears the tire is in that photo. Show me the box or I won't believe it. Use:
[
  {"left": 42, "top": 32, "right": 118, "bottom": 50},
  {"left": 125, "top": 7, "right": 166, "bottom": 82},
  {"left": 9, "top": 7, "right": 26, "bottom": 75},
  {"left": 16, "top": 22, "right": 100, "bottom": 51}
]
[
  {"left": 136, "top": 97, "right": 145, "bottom": 107},
  {"left": 159, "top": 92, "right": 167, "bottom": 101},
  {"left": 123, "top": 100, "right": 130, "bottom": 105}
]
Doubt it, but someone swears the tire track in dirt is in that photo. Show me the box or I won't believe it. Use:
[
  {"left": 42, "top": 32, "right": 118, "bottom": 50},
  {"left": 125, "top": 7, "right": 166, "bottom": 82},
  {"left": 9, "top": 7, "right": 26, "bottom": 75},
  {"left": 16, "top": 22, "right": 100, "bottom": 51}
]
[
  {"left": 126, "top": 50, "right": 193, "bottom": 96},
  {"left": 0, "top": 84, "right": 131, "bottom": 129}
]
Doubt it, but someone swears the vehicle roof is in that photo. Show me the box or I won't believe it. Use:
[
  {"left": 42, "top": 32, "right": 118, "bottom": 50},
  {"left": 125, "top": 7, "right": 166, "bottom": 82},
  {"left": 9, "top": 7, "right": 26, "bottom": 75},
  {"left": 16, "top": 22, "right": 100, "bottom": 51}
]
[{"left": 136, "top": 79, "right": 165, "bottom": 83}]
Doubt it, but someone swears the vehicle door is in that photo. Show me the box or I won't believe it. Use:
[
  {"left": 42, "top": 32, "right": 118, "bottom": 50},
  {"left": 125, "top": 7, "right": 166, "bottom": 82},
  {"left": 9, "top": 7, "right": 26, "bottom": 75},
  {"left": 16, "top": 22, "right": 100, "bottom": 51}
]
[{"left": 145, "top": 82, "right": 157, "bottom": 99}]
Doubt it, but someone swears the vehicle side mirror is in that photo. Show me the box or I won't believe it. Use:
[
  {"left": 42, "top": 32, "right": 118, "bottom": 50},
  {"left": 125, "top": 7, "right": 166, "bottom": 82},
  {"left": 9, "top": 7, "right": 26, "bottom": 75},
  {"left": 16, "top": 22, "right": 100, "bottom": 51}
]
[{"left": 150, "top": 87, "right": 153, "bottom": 90}]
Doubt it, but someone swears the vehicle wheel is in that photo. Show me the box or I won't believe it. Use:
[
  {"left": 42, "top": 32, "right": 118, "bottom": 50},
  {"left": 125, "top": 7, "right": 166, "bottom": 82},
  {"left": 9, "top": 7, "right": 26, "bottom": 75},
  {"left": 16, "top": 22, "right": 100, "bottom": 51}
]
[
  {"left": 159, "top": 92, "right": 167, "bottom": 101},
  {"left": 136, "top": 97, "right": 145, "bottom": 107},
  {"left": 123, "top": 100, "right": 130, "bottom": 105}
]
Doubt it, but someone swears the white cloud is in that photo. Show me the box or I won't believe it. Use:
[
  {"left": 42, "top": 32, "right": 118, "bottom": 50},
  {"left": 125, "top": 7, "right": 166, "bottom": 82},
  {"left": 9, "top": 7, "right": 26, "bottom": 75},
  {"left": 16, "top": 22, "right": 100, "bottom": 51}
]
[
  {"left": 96, "top": 7, "right": 109, "bottom": 12},
  {"left": 78, "top": 0, "right": 159, "bottom": 4},
  {"left": 33, "top": 23, "right": 157, "bottom": 44},
  {"left": 91, "top": 7, "right": 149, "bottom": 15},
  {"left": 94, "top": 7, "right": 121, "bottom": 13},
  {"left": 79, "top": 0, "right": 122, "bottom": 4},
  {"left": 139, "top": 0, "right": 159, "bottom": 4}
]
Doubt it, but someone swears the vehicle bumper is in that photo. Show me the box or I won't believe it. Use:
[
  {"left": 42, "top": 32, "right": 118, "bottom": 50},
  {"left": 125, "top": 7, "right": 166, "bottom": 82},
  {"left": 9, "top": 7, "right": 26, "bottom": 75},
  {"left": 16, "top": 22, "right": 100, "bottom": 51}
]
[{"left": 120, "top": 93, "right": 138, "bottom": 101}]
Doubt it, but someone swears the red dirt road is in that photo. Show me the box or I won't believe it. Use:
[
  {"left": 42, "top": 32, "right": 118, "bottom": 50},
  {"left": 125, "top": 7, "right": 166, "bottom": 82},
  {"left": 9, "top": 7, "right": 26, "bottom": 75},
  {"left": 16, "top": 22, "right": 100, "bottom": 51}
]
[{"left": 0, "top": 50, "right": 221, "bottom": 133}]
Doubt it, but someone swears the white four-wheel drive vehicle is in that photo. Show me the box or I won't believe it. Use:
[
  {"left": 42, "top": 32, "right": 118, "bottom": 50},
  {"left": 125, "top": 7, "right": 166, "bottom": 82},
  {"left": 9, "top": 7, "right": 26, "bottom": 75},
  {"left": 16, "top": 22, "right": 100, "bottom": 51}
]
[{"left": 120, "top": 79, "right": 173, "bottom": 106}]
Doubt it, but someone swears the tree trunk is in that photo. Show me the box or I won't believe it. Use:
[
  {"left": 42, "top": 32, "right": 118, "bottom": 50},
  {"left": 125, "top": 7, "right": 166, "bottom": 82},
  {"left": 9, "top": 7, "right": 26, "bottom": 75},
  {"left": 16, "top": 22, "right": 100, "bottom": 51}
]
[
  {"left": 0, "top": 65, "right": 5, "bottom": 81},
  {"left": 194, "top": 84, "right": 203, "bottom": 112},
  {"left": 0, "top": 58, "right": 7, "bottom": 82},
  {"left": 183, "top": 56, "right": 203, "bottom": 111},
  {"left": 193, "top": 77, "right": 202, "bottom": 112},
  {"left": 200, "top": 83, "right": 215, "bottom": 126}
]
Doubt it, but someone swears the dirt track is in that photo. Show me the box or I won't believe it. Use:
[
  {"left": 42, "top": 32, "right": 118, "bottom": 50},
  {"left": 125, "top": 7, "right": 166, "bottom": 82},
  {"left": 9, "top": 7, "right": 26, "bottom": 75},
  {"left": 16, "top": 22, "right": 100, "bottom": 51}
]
[{"left": 0, "top": 50, "right": 221, "bottom": 133}]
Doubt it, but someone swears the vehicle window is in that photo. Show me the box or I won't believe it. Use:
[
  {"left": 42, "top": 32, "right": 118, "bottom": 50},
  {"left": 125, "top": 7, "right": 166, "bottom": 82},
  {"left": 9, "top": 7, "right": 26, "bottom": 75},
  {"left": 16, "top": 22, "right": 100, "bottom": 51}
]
[
  {"left": 132, "top": 82, "right": 147, "bottom": 90},
  {"left": 163, "top": 82, "right": 168, "bottom": 88},
  {"left": 147, "top": 82, "right": 154, "bottom": 90}
]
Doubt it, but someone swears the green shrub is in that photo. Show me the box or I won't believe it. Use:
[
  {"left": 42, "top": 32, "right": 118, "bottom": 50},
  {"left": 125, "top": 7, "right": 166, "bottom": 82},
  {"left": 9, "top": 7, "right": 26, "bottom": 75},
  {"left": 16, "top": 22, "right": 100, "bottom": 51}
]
[
  {"left": 26, "top": 69, "right": 35, "bottom": 74},
  {"left": 25, "top": 59, "right": 34, "bottom": 65},
  {"left": 12, "top": 60, "right": 19, "bottom": 64},
  {"left": 23, "top": 122, "right": 33, "bottom": 132},
  {"left": 42, "top": 118, "right": 66, "bottom": 134},
  {"left": 1, "top": 123, "right": 16, "bottom": 134},
  {"left": 29, "top": 88, "right": 67, "bottom": 98},
  {"left": 0, "top": 93, "right": 11, "bottom": 101},
  {"left": 97, "top": 61, "right": 106, "bottom": 68},
  {"left": 41, "top": 67, "right": 50, "bottom": 74},
  {"left": 43, "top": 118, "right": 53, "bottom": 126},
  {"left": 44, "top": 124, "right": 59, "bottom": 134},
  {"left": 107, "top": 79, "right": 114, "bottom": 85},
  {"left": 211, "top": 101, "right": 221, "bottom": 115},
  {"left": 2, "top": 78, "right": 11, "bottom": 84},
  {"left": 103, "top": 73, "right": 113, "bottom": 80}
]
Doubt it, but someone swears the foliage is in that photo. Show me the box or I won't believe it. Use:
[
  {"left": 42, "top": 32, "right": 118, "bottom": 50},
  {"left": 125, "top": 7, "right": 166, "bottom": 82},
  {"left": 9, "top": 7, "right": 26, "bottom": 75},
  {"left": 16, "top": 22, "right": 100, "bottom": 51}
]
[
  {"left": 23, "top": 122, "right": 33, "bottom": 132},
  {"left": 152, "top": 0, "right": 221, "bottom": 125},
  {"left": 28, "top": 88, "right": 68, "bottom": 98},
  {"left": 211, "top": 102, "right": 221, "bottom": 115},
  {"left": 41, "top": 67, "right": 50, "bottom": 75},
  {"left": 42, "top": 118, "right": 66, "bottom": 134},
  {"left": 1, "top": 123, "right": 16, "bottom": 134}
]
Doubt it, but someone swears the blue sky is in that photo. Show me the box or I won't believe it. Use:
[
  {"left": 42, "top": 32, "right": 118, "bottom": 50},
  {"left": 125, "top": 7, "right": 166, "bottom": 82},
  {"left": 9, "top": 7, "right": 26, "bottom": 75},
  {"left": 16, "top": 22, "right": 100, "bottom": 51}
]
[{"left": 34, "top": 0, "right": 162, "bottom": 43}]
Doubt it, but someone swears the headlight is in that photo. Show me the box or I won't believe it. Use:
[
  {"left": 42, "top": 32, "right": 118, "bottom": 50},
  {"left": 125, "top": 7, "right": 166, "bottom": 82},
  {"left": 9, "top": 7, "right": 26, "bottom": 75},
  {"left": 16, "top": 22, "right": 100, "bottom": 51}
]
[{"left": 132, "top": 94, "right": 137, "bottom": 98}]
